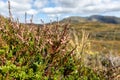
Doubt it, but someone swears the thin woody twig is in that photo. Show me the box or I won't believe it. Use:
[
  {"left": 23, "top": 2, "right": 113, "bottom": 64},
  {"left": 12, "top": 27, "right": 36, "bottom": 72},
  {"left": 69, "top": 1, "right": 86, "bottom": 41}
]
[{"left": 8, "top": 1, "right": 12, "bottom": 21}]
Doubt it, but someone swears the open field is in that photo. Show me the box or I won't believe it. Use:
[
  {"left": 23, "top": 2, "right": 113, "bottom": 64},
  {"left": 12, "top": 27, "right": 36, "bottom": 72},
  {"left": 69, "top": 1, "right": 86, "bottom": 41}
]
[{"left": 66, "top": 21, "right": 120, "bottom": 55}]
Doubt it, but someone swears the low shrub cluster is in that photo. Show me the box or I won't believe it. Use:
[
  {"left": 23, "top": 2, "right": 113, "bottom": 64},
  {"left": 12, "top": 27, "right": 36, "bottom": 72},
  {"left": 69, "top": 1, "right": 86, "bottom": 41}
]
[{"left": 0, "top": 16, "right": 105, "bottom": 80}]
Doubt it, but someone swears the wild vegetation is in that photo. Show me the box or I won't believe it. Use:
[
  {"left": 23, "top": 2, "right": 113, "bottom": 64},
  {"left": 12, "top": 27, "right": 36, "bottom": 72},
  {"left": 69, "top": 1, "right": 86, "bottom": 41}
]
[
  {"left": 0, "top": 1, "right": 120, "bottom": 80},
  {"left": 0, "top": 14, "right": 120, "bottom": 80}
]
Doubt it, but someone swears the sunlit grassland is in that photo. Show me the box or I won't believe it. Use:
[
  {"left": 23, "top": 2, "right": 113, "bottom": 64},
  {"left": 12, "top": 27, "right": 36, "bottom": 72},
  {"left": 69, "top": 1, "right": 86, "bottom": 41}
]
[
  {"left": 68, "top": 21, "right": 120, "bottom": 54},
  {"left": 0, "top": 13, "right": 120, "bottom": 80}
]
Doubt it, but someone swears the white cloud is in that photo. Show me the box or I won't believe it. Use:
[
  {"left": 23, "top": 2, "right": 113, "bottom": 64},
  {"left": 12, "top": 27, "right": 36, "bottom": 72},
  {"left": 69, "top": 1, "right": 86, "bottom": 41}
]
[
  {"left": 81, "top": 1, "right": 120, "bottom": 13},
  {"left": 41, "top": 7, "right": 74, "bottom": 14},
  {"left": 34, "top": 0, "right": 48, "bottom": 8},
  {"left": 0, "top": 1, "right": 8, "bottom": 15},
  {"left": 48, "top": 0, "right": 120, "bottom": 14},
  {"left": 10, "top": 1, "right": 31, "bottom": 11},
  {"left": 10, "top": 0, "right": 32, "bottom": 3},
  {"left": 0, "top": 0, "right": 38, "bottom": 15},
  {"left": 53, "top": 0, "right": 80, "bottom": 8},
  {"left": 27, "top": 9, "right": 38, "bottom": 15}
]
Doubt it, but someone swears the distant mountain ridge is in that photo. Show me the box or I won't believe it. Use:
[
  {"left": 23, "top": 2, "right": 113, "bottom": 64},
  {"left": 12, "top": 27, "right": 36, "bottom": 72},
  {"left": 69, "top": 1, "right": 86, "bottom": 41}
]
[{"left": 61, "top": 15, "right": 120, "bottom": 24}]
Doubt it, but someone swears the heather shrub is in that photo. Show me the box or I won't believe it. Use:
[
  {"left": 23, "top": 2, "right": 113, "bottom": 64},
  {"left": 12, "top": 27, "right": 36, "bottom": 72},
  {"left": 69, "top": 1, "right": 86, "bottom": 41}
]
[{"left": 0, "top": 16, "right": 104, "bottom": 80}]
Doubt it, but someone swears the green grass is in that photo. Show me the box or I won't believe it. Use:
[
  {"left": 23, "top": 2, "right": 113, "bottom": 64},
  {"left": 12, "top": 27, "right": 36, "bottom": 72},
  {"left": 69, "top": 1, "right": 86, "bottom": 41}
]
[
  {"left": 68, "top": 21, "right": 120, "bottom": 55},
  {"left": 0, "top": 16, "right": 120, "bottom": 80}
]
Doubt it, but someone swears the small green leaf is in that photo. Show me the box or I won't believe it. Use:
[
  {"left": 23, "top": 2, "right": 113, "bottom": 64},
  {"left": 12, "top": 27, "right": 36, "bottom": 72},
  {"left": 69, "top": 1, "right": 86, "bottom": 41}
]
[{"left": 0, "top": 49, "right": 5, "bottom": 55}]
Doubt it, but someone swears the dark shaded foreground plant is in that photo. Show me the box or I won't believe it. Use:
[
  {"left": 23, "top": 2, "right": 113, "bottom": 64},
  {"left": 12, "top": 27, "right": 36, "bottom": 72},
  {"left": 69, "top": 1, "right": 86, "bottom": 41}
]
[{"left": 0, "top": 16, "right": 105, "bottom": 80}]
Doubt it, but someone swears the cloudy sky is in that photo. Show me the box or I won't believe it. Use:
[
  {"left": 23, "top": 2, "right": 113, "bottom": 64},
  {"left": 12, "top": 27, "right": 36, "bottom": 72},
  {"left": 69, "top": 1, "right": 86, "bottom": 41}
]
[{"left": 0, "top": 0, "right": 120, "bottom": 23}]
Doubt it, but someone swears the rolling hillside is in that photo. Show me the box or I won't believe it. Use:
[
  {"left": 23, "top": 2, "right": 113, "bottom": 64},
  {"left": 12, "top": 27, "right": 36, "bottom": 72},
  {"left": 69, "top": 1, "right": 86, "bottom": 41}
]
[
  {"left": 61, "top": 15, "right": 120, "bottom": 24},
  {"left": 60, "top": 15, "right": 120, "bottom": 54}
]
